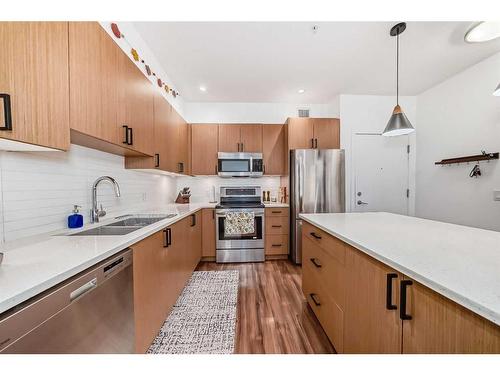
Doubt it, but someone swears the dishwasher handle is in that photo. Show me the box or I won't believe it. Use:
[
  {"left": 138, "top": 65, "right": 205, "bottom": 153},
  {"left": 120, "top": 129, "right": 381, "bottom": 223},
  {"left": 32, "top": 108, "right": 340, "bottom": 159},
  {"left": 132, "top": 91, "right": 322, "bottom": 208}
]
[{"left": 69, "top": 278, "right": 97, "bottom": 302}]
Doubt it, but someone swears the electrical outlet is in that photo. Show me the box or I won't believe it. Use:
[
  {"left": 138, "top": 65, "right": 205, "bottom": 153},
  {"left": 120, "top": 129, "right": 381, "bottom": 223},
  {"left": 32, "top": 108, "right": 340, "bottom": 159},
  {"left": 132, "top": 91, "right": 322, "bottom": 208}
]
[{"left": 494, "top": 190, "right": 500, "bottom": 202}]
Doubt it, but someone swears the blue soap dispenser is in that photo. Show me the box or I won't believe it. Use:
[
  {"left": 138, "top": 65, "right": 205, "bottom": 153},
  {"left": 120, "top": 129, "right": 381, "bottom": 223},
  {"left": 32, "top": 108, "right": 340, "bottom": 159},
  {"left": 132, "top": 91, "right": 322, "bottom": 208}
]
[{"left": 68, "top": 205, "right": 84, "bottom": 229}]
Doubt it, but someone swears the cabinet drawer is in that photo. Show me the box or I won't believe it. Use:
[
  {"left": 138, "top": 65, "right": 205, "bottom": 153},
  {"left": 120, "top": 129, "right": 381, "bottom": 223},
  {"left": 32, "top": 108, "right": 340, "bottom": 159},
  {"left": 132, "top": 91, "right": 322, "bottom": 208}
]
[
  {"left": 303, "top": 266, "right": 344, "bottom": 353},
  {"left": 265, "top": 234, "right": 289, "bottom": 255},
  {"left": 265, "top": 216, "right": 289, "bottom": 235},
  {"left": 265, "top": 207, "right": 289, "bottom": 217},
  {"left": 303, "top": 222, "right": 345, "bottom": 265},
  {"left": 302, "top": 235, "right": 345, "bottom": 308}
]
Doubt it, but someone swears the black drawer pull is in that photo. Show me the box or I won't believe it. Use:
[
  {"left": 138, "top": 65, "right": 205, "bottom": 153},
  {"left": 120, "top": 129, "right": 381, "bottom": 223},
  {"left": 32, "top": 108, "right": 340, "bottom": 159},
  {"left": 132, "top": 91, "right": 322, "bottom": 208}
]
[
  {"left": 154, "top": 153, "right": 160, "bottom": 168},
  {"left": 162, "top": 229, "right": 168, "bottom": 248},
  {"left": 190, "top": 214, "right": 196, "bottom": 227},
  {"left": 0, "top": 94, "right": 12, "bottom": 131},
  {"left": 386, "top": 273, "right": 398, "bottom": 310},
  {"left": 271, "top": 210, "right": 282, "bottom": 214},
  {"left": 271, "top": 244, "right": 282, "bottom": 247},
  {"left": 271, "top": 225, "right": 282, "bottom": 228},
  {"left": 310, "top": 232, "right": 322, "bottom": 240},
  {"left": 400, "top": 280, "right": 413, "bottom": 320},
  {"left": 309, "top": 293, "right": 321, "bottom": 306},
  {"left": 166, "top": 228, "right": 172, "bottom": 247},
  {"left": 310, "top": 258, "right": 322, "bottom": 268}
]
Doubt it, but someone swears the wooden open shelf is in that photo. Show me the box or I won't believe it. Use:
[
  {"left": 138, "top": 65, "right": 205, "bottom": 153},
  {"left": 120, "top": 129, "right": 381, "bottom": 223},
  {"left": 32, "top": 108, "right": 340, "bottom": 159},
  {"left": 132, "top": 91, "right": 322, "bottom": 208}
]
[{"left": 435, "top": 152, "right": 499, "bottom": 165}]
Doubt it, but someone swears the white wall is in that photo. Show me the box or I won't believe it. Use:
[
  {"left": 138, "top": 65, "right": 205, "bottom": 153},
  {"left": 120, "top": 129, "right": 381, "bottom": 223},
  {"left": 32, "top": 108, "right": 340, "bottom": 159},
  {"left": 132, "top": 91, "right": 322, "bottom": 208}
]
[
  {"left": 184, "top": 98, "right": 339, "bottom": 124},
  {"left": 339, "top": 95, "right": 417, "bottom": 214},
  {"left": 416, "top": 51, "right": 500, "bottom": 231},
  {"left": 0, "top": 145, "right": 176, "bottom": 243}
]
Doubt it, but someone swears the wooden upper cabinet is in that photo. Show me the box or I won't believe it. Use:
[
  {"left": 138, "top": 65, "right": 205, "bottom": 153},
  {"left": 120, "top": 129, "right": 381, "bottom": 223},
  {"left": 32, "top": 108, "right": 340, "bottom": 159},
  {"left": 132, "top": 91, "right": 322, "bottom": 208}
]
[
  {"left": 240, "top": 124, "right": 262, "bottom": 152},
  {"left": 218, "top": 124, "right": 241, "bottom": 152},
  {"left": 402, "top": 278, "right": 500, "bottom": 354},
  {"left": 344, "top": 245, "right": 402, "bottom": 353},
  {"left": 0, "top": 22, "right": 70, "bottom": 150},
  {"left": 287, "top": 118, "right": 314, "bottom": 149},
  {"left": 69, "top": 22, "right": 119, "bottom": 146},
  {"left": 262, "top": 124, "right": 286, "bottom": 175},
  {"left": 191, "top": 124, "right": 218, "bottom": 175},
  {"left": 313, "top": 118, "right": 340, "bottom": 149},
  {"left": 117, "top": 51, "right": 154, "bottom": 156}
]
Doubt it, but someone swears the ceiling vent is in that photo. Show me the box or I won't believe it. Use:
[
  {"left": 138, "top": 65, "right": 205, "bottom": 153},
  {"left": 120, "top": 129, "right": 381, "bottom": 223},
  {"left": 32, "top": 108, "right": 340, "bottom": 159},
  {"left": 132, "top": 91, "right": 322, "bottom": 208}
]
[{"left": 298, "top": 109, "right": 310, "bottom": 118}]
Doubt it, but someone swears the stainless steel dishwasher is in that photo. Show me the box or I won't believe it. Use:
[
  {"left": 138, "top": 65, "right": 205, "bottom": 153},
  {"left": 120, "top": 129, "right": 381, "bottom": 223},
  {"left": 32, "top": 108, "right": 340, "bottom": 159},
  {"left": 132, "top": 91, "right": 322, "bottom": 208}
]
[{"left": 0, "top": 249, "right": 134, "bottom": 354}]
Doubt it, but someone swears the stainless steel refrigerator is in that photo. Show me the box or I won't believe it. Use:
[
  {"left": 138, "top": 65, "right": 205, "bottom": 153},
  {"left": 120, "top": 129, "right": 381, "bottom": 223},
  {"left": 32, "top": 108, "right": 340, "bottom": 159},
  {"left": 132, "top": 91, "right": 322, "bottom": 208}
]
[{"left": 290, "top": 149, "right": 345, "bottom": 264}]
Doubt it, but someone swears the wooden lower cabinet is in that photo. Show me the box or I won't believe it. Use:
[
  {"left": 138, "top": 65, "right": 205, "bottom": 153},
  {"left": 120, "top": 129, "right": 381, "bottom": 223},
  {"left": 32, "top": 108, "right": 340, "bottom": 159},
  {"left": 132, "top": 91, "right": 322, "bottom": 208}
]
[
  {"left": 264, "top": 208, "right": 289, "bottom": 256},
  {"left": 132, "top": 212, "right": 202, "bottom": 353},
  {"left": 201, "top": 209, "right": 216, "bottom": 258},
  {"left": 302, "top": 221, "right": 500, "bottom": 354}
]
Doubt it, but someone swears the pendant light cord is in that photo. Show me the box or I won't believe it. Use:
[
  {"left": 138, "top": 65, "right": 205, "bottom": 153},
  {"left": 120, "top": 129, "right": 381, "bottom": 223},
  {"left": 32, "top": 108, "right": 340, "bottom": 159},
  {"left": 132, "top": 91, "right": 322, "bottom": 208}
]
[{"left": 396, "top": 32, "right": 399, "bottom": 105}]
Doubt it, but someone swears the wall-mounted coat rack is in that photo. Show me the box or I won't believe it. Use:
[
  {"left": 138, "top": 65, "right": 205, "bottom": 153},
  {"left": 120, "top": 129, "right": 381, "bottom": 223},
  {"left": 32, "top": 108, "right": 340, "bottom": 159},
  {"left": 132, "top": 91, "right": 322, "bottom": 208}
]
[{"left": 435, "top": 151, "right": 499, "bottom": 165}]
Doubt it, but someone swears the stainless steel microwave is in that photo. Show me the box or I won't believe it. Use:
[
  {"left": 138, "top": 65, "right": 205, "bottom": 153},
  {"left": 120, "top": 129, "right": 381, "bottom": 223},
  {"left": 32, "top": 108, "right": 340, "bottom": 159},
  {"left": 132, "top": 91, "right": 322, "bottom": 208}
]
[{"left": 217, "top": 152, "right": 264, "bottom": 177}]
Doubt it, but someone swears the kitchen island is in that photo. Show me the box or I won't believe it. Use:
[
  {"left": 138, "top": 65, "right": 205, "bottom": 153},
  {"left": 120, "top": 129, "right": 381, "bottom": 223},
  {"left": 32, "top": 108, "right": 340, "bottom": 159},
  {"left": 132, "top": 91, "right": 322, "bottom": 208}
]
[{"left": 299, "top": 212, "right": 500, "bottom": 353}]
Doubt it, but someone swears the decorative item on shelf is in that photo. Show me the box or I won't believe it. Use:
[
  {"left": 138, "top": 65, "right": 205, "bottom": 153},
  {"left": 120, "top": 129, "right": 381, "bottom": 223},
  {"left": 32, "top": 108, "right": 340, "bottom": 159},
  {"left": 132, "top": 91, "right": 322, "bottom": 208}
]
[
  {"left": 469, "top": 164, "right": 482, "bottom": 178},
  {"left": 435, "top": 151, "right": 499, "bottom": 177},
  {"left": 175, "top": 187, "right": 191, "bottom": 204},
  {"left": 109, "top": 22, "right": 179, "bottom": 99}
]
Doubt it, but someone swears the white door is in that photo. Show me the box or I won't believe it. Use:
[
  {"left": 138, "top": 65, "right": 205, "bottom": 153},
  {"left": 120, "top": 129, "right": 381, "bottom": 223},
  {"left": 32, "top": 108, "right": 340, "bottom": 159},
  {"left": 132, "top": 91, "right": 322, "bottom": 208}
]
[{"left": 353, "top": 134, "right": 409, "bottom": 214}]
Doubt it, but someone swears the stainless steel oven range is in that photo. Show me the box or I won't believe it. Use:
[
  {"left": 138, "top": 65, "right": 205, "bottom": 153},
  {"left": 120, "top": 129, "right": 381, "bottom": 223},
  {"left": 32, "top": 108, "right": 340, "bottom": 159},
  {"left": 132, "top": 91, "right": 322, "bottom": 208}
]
[{"left": 215, "top": 186, "right": 265, "bottom": 263}]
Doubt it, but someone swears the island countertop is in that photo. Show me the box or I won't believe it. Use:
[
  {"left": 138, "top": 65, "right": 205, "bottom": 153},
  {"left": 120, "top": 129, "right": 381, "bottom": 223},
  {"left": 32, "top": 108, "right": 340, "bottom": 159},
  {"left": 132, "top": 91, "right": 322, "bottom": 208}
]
[{"left": 299, "top": 212, "right": 500, "bottom": 326}]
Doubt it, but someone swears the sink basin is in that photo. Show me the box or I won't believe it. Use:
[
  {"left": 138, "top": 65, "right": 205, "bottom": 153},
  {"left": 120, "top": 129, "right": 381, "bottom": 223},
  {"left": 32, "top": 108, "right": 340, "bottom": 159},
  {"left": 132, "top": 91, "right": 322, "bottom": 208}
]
[{"left": 68, "top": 214, "right": 177, "bottom": 236}]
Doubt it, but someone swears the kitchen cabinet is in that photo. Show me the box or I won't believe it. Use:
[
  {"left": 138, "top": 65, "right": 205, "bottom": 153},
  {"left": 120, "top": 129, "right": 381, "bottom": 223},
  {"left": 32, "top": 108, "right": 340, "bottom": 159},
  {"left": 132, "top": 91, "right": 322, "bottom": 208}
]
[
  {"left": 218, "top": 124, "right": 262, "bottom": 153},
  {"left": 264, "top": 208, "right": 289, "bottom": 257},
  {"left": 191, "top": 125, "right": 219, "bottom": 175},
  {"left": 262, "top": 124, "right": 286, "bottom": 175},
  {"left": 132, "top": 213, "right": 202, "bottom": 353},
  {"left": 287, "top": 118, "right": 340, "bottom": 150},
  {"left": 201, "top": 209, "right": 216, "bottom": 259},
  {"left": 0, "top": 22, "right": 70, "bottom": 151},
  {"left": 402, "top": 278, "right": 500, "bottom": 354},
  {"left": 174, "top": 109, "right": 190, "bottom": 174}
]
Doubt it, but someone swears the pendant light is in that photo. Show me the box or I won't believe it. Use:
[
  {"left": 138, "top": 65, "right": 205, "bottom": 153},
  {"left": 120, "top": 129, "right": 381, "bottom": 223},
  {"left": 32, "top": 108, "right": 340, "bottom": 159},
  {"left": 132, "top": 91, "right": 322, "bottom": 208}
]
[{"left": 382, "top": 22, "right": 415, "bottom": 137}]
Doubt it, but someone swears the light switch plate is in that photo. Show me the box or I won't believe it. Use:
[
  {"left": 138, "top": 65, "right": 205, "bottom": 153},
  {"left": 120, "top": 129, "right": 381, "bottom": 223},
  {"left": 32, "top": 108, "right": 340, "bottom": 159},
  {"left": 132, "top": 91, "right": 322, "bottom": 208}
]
[{"left": 493, "top": 190, "right": 500, "bottom": 201}]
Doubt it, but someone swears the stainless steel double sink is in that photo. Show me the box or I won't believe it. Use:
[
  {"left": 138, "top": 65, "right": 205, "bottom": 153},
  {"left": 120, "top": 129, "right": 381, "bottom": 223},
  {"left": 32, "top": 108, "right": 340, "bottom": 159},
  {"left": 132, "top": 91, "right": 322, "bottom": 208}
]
[{"left": 69, "top": 214, "right": 177, "bottom": 236}]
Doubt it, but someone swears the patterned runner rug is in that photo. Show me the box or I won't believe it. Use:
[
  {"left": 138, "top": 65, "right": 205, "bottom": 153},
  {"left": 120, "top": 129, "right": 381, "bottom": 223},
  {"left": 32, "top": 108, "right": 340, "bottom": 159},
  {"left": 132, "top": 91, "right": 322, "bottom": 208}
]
[{"left": 148, "top": 270, "right": 239, "bottom": 354}]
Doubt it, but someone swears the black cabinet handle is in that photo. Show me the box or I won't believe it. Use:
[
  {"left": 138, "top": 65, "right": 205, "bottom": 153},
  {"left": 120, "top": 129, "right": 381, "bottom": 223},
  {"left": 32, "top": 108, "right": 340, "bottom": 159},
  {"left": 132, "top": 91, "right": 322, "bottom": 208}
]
[
  {"left": 310, "top": 232, "right": 322, "bottom": 240},
  {"left": 122, "top": 125, "right": 129, "bottom": 144},
  {"left": 271, "top": 225, "right": 282, "bottom": 228},
  {"left": 309, "top": 293, "right": 321, "bottom": 306},
  {"left": 178, "top": 162, "right": 184, "bottom": 173},
  {"left": 163, "top": 229, "right": 168, "bottom": 248},
  {"left": 310, "top": 138, "right": 314, "bottom": 148},
  {"left": 400, "top": 280, "right": 413, "bottom": 320},
  {"left": 212, "top": 209, "right": 215, "bottom": 219},
  {"left": 271, "top": 210, "right": 282, "bottom": 214},
  {"left": 215, "top": 164, "right": 218, "bottom": 174},
  {"left": 190, "top": 214, "right": 196, "bottom": 227},
  {"left": 314, "top": 138, "right": 318, "bottom": 149},
  {"left": 386, "top": 273, "right": 398, "bottom": 310},
  {"left": 271, "top": 244, "right": 282, "bottom": 247},
  {"left": 166, "top": 228, "right": 172, "bottom": 246},
  {"left": 0, "top": 94, "right": 12, "bottom": 131},
  {"left": 263, "top": 164, "right": 265, "bottom": 174},
  {"left": 154, "top": 153, "right": 160, "bottom": 168},
  {"left": 310, "top": 258, "right": 322, "bottom": 268},
  {"left": 127, "top": 127, "right": 133, "bottom": 145}
]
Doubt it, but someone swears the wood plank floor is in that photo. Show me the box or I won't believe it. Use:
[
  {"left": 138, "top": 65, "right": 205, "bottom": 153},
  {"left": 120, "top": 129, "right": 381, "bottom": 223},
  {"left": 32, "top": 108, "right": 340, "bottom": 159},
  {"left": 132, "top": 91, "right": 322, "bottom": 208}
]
[{"left": 196, "top": 260, "right": 335, "bottom": 354}]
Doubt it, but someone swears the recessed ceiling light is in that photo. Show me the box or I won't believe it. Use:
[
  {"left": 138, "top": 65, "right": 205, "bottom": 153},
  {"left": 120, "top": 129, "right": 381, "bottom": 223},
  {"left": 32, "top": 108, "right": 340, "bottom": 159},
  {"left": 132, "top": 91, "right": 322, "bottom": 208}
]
[
  {"left": 465, "top": 22, "right": 500, "bottom": 43},
  {"left": 298, "top": 89, "right": 305, "bottom": 94},
  {"left": 199, "top": 86, "right": 207, "bottom": 92}
]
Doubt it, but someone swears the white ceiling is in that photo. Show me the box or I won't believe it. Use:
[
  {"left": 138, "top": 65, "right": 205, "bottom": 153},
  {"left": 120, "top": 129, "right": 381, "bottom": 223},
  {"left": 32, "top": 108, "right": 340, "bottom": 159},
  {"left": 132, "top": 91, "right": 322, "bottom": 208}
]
[{"left": 133, "top": 22, "right": 500, "bottom": 103}]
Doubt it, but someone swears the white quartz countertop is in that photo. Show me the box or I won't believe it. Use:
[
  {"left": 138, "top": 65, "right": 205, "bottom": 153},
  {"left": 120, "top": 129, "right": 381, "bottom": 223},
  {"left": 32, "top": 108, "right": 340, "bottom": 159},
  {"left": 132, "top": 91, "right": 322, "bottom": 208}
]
[
  {"left": 263, "top": 203, "right": 289, "bottom": 208},
  {"left": 0, "top": 203, "right": 216, "bottom": 315},
  {"left": 299, "top": 212, "right": 500, "bottom": 326}
]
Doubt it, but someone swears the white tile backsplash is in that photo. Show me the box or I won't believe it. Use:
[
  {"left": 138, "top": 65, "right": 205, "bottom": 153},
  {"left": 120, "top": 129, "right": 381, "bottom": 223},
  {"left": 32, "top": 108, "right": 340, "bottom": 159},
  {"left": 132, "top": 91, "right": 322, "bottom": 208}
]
[
  {"left": 176, "top": 175, "right": 282, "bottom": 203},
  {"left": 0, "top": 145, "right": 177, "bottom": 243}
]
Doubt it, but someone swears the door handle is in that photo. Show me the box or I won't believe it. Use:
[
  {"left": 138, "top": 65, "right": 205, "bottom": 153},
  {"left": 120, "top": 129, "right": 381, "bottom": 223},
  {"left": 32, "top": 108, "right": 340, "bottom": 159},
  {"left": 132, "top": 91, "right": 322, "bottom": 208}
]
[
  {"left": 309, "top": 293, "right": 321, "bottom": 306},
  {"left": 241, "top": 143, "right": 244, "bottom": 151},
  {"left": 400, "top": 280, "right": 413, "bottom": 320},
  {"left": 310, "top": 258, "right": 322, "bottom": 268},
  {"left": 271, "top": 244, "right": 282, "bottom": 247},
  {"left": 155, "top": 153, "right": 160, "bottom": 168},
  {"left": 122, "top": 125, "right": 129, "bottom": 144},
  {"left": 190, "top": 214, "right": 196, "bottom": 227},
  {"left": 163, "top": 228, "right": 168, "bottom": 247},
  {"left": 310, "top": 232, "right": 322, "bottom": 240},
  {"left": 314, "top": 138, "right": 318, "bottom": 149},
  {"left": 271, "top": 225, "right": 282, "bottom": 228},
  {"left": 0, "top": 94, "right": 12, "bottom": 131},
  {"left": 70, "top": 278, "right": 97, "bottom": 302},
  {"left": 127, "top": 127, "right": 133, "bottom": 145},
  {"left": 178, "top": 162, "right": 184, "bottom": 173},
  {"left": 310, "top": 138, "right": 314, "bottom": 148},
  {"left": 386, "top": 273, "right": 398, "bottom": 310},
  {"left": 357, "top": 200, "right": 368, "bottom": 205},
  {"left": 166, "top": 228, "right": 172, "bottom": 247}
]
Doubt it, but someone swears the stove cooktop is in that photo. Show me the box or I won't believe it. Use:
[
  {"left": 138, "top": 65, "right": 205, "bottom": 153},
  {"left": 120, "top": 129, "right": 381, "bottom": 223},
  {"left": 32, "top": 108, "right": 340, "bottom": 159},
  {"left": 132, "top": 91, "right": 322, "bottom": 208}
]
[{"left": 215, "top": 202, "right": 265, "bottom": 209}]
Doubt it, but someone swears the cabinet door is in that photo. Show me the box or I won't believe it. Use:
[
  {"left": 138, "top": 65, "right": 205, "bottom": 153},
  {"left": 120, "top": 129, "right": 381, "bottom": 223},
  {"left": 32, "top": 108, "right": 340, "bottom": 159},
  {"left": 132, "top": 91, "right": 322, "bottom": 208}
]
[
  {"left": 313, "top": 118, "right": 340, "bottom": 149},
  {"left": 262, "top": 124, "right": 286, "bottom": 175},
  {"left": 188, "top": 211, "right": 202, "bottom": 268},
  {"left": 191, "top": 124, "right": 218, "bottom": 175},
  {"left": 240, "top": 124, "right": 262, "bottom": 152},
  {"left": 175, "top": 109, "right": 189, "bottom": 174},
  {"left": 344, "top": 246, "right": 402, "bottom": 353},
  {"left": 218, "top": 124, "right": 240, "bottom": 152},
  {"left": 153, "top": 92, "right": 170, "bottom": 170},
  {"left": 117, "top": 52, "right": 154, "bottom": 156},
  {"left": 0, "top": 22, "right": 70, "bottom": 150},
  {"left": 201, "top": 209, "right": 216, "bottom": 258},
  {"left": 287, "top": 118, "right": 313, "bottom": 149},
  {"left": 402, "top": 278, "right": 500, "bottom": 353},
  {"left": 69, "top": 22, "right": 119, "bottom": 146}
]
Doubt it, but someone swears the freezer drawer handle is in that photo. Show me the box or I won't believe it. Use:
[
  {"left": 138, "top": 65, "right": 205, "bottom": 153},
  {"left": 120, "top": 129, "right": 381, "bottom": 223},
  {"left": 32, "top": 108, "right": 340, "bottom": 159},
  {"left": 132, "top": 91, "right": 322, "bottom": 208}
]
[
  {"left": 70, "top": 278, "right": 97, "bottom": 302},
  {"left": 310, "top": 232, "right": 322, "bottom": 240},
  {"left": 310, "top": 258, "right": 322, "bottom": 268},
  {"left": 400, "top": 280, "right": 413, "bottom": 320}
]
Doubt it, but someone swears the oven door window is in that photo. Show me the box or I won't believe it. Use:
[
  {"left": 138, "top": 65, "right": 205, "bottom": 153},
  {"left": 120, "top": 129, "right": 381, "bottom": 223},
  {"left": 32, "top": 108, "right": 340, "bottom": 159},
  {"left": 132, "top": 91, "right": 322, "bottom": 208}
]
[
  {"left": 218, "top": 215, "right": 263, "bottom": 240},
  {"left": 218, "top": 159, "right": 251, "bottom": 172}
]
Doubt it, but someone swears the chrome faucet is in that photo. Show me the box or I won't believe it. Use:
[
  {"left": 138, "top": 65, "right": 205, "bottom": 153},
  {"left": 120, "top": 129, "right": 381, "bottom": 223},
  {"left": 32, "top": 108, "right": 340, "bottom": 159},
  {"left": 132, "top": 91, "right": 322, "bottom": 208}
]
[{"left": 91, "top": 176, "right": 121, "bottom": 223}]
